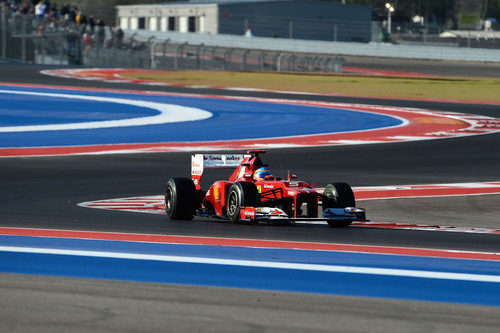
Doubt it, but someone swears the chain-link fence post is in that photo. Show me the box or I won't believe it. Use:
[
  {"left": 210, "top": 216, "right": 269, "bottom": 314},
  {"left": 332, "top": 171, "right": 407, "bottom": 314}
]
[
  {"left": 211, "top": 47, "right": 216, "bottom": 69},
  {"left": 311, "top": 57, "right": 318, "bottom": 71},
  {"left": 224, "top": 48, "right": 229, "bottom": 69},
  {"left": 321, "top": 58, "right": 328, "bottom": 72},
  {"left": 288, "top": 55, "right": 296, "bottom": 71},
  {"left": 150, "top": 42, "right": 157, "bottom": 69},
  {"left": 177, "top": 42, "right": 187, "bottom": 69},
  {"left": 41, "top": 36, "right": 46, "bottom": 64},
  {"left": 1, "top": 9, "right": 6, "bottom": 58},
  {"left": 127, "top": 48, "right": 133, "bottom": 67},
  {"left": 60, "top": 37, "right": 65, "bottom": 65},
  {"left": 105, "top": 43, "right": 111, "bottom": 67},
  {"left": 162, "top": 40, "right": 168, "bottom": 58},
  {"left": 223, "top": 48, "right": 232, "bottom": 70},
  {"left": 272, "top": 53, "right": 279, "bottom": 71},
  {"left": 241, "top": 49, "right": 249, "bottom": 71},
  {"left": 304, "top": 57, "right": 312, "bottom": 72},
  {"left": 76, "top": 34, "right": 82, "bottom": 65},
  {"left": 181, "top": 42, "right": 186, "bottom": 57},
  {"left": 21, "top": 15, "right": 26, "bottom": 62},
  {"left": 174, "top": 43, "right": 183, "bottom": 69},
  {"left": 334, "top": 57, "right": 344, "bottom": 73},
  {"left": 146, "top": 37, "right": 155, "bottom": 69},
  {"left": 196, "top": 44, "right": 203, "bottom": 69},
  {"left": 200, "top": 45, "right": 206, "bottom": 70},
  {"left": 324, "top": 58, "right": 330, "bottom": 72},
  {"left": 259, "top": 52, "right": 266, "bottom": 71},
  {"left": 277, "top": 53, "right": 284, "bottom": 72}
]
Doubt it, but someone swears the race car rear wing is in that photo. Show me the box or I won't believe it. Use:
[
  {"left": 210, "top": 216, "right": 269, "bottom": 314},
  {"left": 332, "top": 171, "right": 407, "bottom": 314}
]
[{"left": 191, "top": 154, "right": 247, "bottom": 189}]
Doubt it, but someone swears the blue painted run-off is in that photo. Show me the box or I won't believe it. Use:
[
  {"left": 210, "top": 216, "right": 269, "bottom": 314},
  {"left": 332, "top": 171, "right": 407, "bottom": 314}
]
[
  {"left": 0, "top": 85, "right": 402, "bottom": 148},
  {"left": 1, "top": 235, "right": 499, "bottom": 306}
]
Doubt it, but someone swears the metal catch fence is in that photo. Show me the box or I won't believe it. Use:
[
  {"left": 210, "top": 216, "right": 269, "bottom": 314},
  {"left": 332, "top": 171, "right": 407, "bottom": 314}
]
[
  {"left": 150, "top": 41, "right": 344, "bottom": 72},
  {"left": 1, "top": 9, "right": 82, "bottom": 65},
  {"left": 1, "top": 8, "right": 344, "bottom": 73}
]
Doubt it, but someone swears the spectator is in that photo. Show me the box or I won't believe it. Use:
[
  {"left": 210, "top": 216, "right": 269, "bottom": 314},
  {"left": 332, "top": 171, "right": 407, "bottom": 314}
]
[
  {"left": 19, "top": 1, "right": 30, "bottom": 14},
  {"left": 96, "top": 18, "right": 105, "bottom": 47},
  {"left": 115, "top": 26, "right": 123, "bottom": 48},
  {"left": 69, "top": 5, "right": 76, "bottom": 22},
  {"left": 34, "top": 1, "right": 46, "bottom": 18},
  {"left": 47, "top": 5, "right": 58, "bottom": 19},
  {"left": 36, "top": 23, "right": 43, "bottom": 35},
  {"left": 82, "top": 32, "right": 91, "bottom": 46},
  {"left": 244, "top": 26, "right": 253, "bottom": 38},
  {"left": 2, "top": 0, "right": 132, "bottom": 64},
  {"left": 59, "top": 2, "right": 69, "bottom": 17},
  {"left": 9, "top": 1, "right": 19, "bottom": 13},
  {"left": 105, "top": 23, "right": 115, "bottom": 48},
  {"left": 46, "top": 19, "right": 56, "bottom": 32},
  {"left": 88, "top": 14, "right": 95, "bottom": 34}
]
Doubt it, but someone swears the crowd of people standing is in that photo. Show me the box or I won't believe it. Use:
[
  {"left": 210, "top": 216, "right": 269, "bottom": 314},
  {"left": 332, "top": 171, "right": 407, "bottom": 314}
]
[{"left": 1, "top": 0, "right": 124, "bottom": 50}]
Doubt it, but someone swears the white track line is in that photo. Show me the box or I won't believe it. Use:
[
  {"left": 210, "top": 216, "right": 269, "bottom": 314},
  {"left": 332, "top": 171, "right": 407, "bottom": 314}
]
[
  {"left": 0, "top": 89, "right": 212, "bottom": 132},
  {"left": 2, "top": 246, "right": 499, "bottom": 283}
]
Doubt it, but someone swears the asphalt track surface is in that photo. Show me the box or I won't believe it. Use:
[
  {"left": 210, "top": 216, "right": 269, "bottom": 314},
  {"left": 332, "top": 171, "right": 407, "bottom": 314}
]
[{"left": 1, "top": 63, "right": 499, "bottom": 332}]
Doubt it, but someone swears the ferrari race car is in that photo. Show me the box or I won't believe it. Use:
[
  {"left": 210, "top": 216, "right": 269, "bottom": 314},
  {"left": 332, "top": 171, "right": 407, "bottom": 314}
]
[{"left": 165, "top": 150, "right": 366, "bottom": 227}]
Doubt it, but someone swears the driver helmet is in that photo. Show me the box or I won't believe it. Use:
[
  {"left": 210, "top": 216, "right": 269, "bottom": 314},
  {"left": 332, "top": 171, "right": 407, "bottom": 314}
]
[{"left": 254, "top": 167, "right": 273, "bottom": 181}]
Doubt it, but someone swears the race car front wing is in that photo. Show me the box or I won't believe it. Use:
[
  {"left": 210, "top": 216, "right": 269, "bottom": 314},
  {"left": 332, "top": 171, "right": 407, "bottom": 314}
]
[{"left": 239, "top": 206, "right": 367, "bottom": 224}]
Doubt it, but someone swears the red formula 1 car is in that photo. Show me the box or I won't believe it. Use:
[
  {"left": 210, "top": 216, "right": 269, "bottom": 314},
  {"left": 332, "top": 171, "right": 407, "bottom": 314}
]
[{"left": 165, "top": 150, "right": 366, "bottom": 227}]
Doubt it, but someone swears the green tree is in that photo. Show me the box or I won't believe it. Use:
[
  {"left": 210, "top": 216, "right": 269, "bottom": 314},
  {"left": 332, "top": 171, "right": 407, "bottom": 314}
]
[{"left": 323, "top": 0, "right": 499, "bottom": 25}]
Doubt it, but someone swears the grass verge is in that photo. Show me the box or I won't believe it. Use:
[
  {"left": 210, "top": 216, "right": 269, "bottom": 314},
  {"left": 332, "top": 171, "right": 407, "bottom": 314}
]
[{"left": 121, "top": 70, "right": 500, "bottom": 103}]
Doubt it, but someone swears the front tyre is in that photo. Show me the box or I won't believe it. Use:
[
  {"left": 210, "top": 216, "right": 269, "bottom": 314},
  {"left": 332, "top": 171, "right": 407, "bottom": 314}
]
[
  {"left": 165, "top": 178, "right": 197, "bottom": 220},
  {"left": 226, "top": 182, "right": 260, "bottom": 223},
  {"left": 322, "top": 182, "right": 355, "bottom": 228}
]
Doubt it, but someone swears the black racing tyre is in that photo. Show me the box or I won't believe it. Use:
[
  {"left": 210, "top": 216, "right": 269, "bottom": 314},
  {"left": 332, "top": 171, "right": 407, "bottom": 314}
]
[
  {"left": 322, "top": 182, "right": 356, "bottom": 228},
  {"left": 165, "top": 178, "right": 197, "bottom": 220},
  {"left": 226, "top": 182, "right": 261, "bottom": 223},
  {"left": 323, "top": 182, "right": 356, "bottom": 208}
]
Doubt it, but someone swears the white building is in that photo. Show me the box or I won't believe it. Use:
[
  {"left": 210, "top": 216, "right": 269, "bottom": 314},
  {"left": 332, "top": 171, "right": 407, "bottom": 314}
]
[
  {"left": 117, "top": 1, "right": 219, "bottom": 34},
  {"left": 116, "top": 0, "right": 372, "bottom": 42}
]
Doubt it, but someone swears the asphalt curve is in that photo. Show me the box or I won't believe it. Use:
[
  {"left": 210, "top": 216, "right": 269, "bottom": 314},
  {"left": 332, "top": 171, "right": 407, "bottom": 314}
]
[{"left": 0, "top": 63, "right": 499, "bottom": 332}]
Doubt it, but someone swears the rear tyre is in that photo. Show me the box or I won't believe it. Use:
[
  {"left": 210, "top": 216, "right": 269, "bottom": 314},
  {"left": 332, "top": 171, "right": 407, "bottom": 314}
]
[
  {"left": 226, "top": 182, "right": 261, "bottom": 223},
  {"left": 165, "top": 178, "right": 197, "bottom": 220},
  {"left": 322, "top": 182, "right": 355, "bottom": 228}
]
